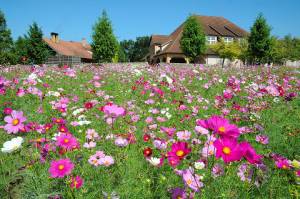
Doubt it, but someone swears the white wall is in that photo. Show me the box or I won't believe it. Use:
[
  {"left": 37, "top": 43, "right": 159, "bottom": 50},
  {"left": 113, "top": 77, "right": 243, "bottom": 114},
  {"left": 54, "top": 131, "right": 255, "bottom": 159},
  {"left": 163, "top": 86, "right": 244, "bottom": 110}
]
[{"left": 286, "top": 60, "right": 300, "bottom": 67}]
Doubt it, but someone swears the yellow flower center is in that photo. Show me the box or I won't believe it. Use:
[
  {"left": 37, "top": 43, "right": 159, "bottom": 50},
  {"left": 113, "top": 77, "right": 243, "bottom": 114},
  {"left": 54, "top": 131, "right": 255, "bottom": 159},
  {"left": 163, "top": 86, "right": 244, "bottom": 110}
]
[
  {"left": 58, "top": 165, "right": 64, "bottom": 170},
  {"left": 186, "top": 178, "right": 192, "bottom": 185},
  {"left": 177, "top": 197, "right": 182, "bottom": 199},
  {"left": 222, "top": 147, "right": 231, "bottom": 155},
  {"left": 218, "top": 126, "right": 225, "bottom": 133},
  {"left": 104, "top": 160, "right": 110, "bottom": 166},
  {"left": 64, "top": 139, "right": 69, "bottom": 143},
  {"left": 176, "top": 150, "right": 185, "bottom": 157},
  {"left": 282, "top": 165, "right": 287, "bottom": 169},
  {"left": 12, "top": 119, "right": 19, "bottom": 126}
]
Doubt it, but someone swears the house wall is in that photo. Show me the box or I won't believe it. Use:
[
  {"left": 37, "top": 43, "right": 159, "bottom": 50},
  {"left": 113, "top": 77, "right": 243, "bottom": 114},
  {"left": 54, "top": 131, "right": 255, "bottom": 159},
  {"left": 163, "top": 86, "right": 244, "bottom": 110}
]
[{"left": 45, "top": 54, "right": 81, "bottom": 66}]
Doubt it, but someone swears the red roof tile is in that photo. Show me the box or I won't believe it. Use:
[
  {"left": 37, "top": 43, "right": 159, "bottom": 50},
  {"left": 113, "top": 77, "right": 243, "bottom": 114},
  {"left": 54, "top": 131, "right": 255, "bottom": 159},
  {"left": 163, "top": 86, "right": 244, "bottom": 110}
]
[{"left": 43, "top": 38, "right": 92, "bottom": 59}]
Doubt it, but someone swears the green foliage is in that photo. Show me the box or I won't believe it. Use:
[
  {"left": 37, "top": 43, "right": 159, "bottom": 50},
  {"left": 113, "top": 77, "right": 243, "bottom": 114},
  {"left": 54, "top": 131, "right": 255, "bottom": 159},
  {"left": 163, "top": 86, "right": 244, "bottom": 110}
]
[
  {"left": 131, "top": 36, "right": 150, "bottom": 62},
  {"left": 180, "top": 15, "right": 206, "bottom": 62},
  {"left": 211, "top": 39, "right": 242, "bottom": 67},
  {"left": 24, "top": 22, "right": 50, "bottom": 64},
  {"left": 248, "top": 14, "right": 272, "bottom": 64},
  {"left": 119, "top": 37, "right": 150, "bottom": 62},
  {"left": 91, "top": 10, "right": 118, "bottom": 63},
  {"left": 0, "top": 10, "right": 15, "bottom": 65},
  {"left": 13, "top": 36, "right": 29, "bottom": 64}
]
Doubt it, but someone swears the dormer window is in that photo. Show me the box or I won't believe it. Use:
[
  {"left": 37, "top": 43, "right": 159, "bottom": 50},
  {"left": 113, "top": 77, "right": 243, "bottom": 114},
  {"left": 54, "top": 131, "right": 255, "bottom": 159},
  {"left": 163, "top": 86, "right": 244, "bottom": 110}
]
[
  {"left": 224, "top": 37, "right": 234, "bottom": 44},
  {"left": 206, "top": 36, "right": 217, "bottom": 45}
]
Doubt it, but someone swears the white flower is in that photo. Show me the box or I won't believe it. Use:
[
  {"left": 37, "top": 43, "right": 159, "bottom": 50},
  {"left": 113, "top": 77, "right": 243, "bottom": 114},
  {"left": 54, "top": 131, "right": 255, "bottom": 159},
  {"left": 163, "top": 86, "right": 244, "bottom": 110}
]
[
  {"left": 77, "top": 120, "right": 91, "bottom": 125},
  {"left": 133, "top": 69, "right": 142, "bottom": 76},
  {"left": 273, "top": 97, "right": 280, "bottom": 103},
  {"left": 28, "top": 73, "right": 38, "bottom": 80},
  {"left": 46, "top": 91, "right": 61, "bottom": 97},
  {"left": 166, "top": 112, "right": 172, "bottom": 119},
  {"left": 194, "top": 161, "right": 205, "bottom": 170},
  {"left": 1, "top": 137, "right": 24, "bottom": 153},
  {"left": 72, "top": 108, "right": 85, "bottom": 116},
  {"left": 147, "top": 157, "right": 161, "bottom": 166}
]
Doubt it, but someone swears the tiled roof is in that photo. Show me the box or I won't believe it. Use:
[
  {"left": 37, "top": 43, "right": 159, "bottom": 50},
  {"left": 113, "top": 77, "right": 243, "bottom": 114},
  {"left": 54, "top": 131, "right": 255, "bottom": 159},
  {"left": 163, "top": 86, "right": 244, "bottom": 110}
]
[
  {"left": 43, "top": 38, "right": 92, "bottom": 59},
  {"left": 151, "top": 15, "right": 248, "bottom": 55}
]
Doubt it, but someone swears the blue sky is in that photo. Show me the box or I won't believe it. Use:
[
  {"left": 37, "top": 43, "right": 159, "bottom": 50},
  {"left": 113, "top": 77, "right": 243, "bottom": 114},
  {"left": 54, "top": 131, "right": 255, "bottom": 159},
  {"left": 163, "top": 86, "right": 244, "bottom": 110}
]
[{"left": 1, "top": 0, "right": 300, "bottom": 42}]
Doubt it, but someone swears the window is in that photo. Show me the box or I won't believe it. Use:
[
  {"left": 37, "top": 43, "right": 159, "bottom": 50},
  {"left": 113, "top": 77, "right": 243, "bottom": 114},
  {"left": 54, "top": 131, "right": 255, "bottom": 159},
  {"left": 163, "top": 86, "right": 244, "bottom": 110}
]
[
  {"left": 206, "top": 36, "right": 217, "bottom": 45},
  {"left": 223, "top": 37, "right": 234, "bottom": 44}
]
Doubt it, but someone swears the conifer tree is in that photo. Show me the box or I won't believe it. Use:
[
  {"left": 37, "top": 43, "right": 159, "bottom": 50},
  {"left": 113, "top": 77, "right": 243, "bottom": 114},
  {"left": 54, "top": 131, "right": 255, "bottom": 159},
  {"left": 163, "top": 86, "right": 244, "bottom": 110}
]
[{"left": 91, "top": 11, "right": 118, "bottom": 63}]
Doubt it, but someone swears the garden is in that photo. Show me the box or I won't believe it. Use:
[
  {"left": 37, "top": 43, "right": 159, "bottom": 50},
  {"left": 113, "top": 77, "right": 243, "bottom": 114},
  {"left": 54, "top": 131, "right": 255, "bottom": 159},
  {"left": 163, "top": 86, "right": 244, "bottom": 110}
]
[{"left": 0, "top": 64, "right": 299, "bottom": 198}]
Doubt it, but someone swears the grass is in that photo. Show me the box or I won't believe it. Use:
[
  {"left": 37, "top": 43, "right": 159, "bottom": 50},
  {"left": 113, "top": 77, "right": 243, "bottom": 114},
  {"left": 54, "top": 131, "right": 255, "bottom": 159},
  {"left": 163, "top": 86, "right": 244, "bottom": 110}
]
[{"left": 0, "top": 64, "right": 299, "bottom": 199}]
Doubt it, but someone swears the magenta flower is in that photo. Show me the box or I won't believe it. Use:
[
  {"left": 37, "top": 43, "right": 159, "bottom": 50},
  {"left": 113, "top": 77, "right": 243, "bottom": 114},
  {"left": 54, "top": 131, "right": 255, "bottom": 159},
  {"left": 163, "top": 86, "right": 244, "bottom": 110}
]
[
  {"left": 207, "top": 115, "right": 240, "bottom": 138},
  {"left": 213, "top": 137, "right": 242, "bottom": 163},
  {"left": 240, "top": 142, "right": 262, "bottom": 164},
  {"left": 101, "top": 103, "right": 126, "bottom": 117},
  {"left": 70, "top": 176, "right": 84, "bottom": 189},
  {"left": 4, "top": 110, "right": 27, "bottom": 134},
  {"left": 167, "top": 142, "right": 191, "bottom": 167},
  {"left": 171, "top": 187, "right": 187, "bottom": 199},
  {"left": 49, "top": 158, "right": 74, "bottom": 178},
  {"left": 56, "top": 133, "right": 79, "bottom": 150},
  {"left": 275, "top": 159, "right": 290, "bottom": 169}
]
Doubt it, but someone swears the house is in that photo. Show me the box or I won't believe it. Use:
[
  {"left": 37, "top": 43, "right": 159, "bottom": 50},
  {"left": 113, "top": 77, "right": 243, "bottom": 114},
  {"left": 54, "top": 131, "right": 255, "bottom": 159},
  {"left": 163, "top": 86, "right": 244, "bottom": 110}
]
[
  {"left": 148, "top": 15, "right": 248, "bottom": 65},
  {"left": 43, "top": 33, "right": 93, "bottom": 65}
]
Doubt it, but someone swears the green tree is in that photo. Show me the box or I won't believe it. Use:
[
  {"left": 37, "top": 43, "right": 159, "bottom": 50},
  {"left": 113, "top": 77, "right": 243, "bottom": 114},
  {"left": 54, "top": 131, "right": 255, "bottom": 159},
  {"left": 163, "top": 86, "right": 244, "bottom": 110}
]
[
  {"left": 211, "top": 39, "right": 242, "bottom": 67},
  {"left": 91, "top": 10, "right": 118, "bottom": 63},
  {"left": 13, "top": 36, "right": 28, "bottom": 64},
  {"left": 119, "top": 39, "right": 135, "bottom": 62},
  {"left": 0, "top": 10, "right": 15, "bottom": 65},
  {"left": 180, "top": 15, "right": 206, "bottom": 63},
  {"left": 248, "top": 14, "right": 272, "bottom": 64},
  {"left": 131, "top": 36, "right": 150, "bottom": 62},
  {"left": 25, "top": 22, "right": 50, "bottom": 64}
]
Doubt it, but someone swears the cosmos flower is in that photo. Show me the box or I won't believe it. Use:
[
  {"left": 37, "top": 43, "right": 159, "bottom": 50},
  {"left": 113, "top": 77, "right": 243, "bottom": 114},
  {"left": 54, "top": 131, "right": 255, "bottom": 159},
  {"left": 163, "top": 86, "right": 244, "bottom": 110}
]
[
  {"left": 207, "top": 115, "right": 240, "bottom": 138},
  {"left": 167, "top": 142, "right": 191, "bottom": 167},
  {"left": 56, "top": 133, "right": 79, "bottom": 150},
  {"left": 170, "top": 187, "right": 187, "bottom": 199},
  {"left": 240, "top": 142, "right": 262, "bottom": 164},
  {"left": 176, "top": 168, "right": 204, "bottom": 192},
  {"left": 49, "top": 158, "right": 74, "bottom": 178},
  {"left": 213, "top": 137, "right": 242, "bottom": 163},
  {"left": 176, "top": 130, "right": 191, "bottom": 140},
  {"left": 4, "top": 110, "right": 27, "bottom": 134},
  {"left": 275, "top": 158, "right": 290, "bottom": 169},
  {"left": 70, "top": 176, "right": 84, "bottom": 189},
  {"left": 99, "top": 156, "right": 115, "bottom": 167},
  {"left": 1, "top": 137, "right": 24, "bottom": 153}
]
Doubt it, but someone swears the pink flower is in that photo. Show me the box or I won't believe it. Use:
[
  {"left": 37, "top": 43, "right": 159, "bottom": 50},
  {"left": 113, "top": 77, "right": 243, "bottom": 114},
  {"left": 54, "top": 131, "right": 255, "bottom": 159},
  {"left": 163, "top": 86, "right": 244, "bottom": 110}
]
[
  {"left": 3, "top": 107, "right": 13, "bottom": 115},
  {"left": 167, "top": 142, "right": 191, "bottom": 167},
  {"left": 213, "top": 137, "right": 242, "bottom": 163},
  {"left": 255, "top": 134, "right": 269, "bottom": 145},
  {"left": 49, "top": 158, "right": 74, "bottom": 178},
  {"left": 275, "top": 159, "right": 290, "bottom": 169},
  {"left": 56, "top": 133, "right": 79, "bottom": 150},
  {"left": 208, "top": 115, "right": 240, "bottom": 138},
  {"left": 70, "top": 176, "right": 84, "bottom": 189},
  {"left": 195, "top": 126, "right": 209, "bottom": 135},
  {"left": 99, "top": 156, "right": 114, "bottom": 167},
  {"left": 176, "top": 130, "right": 191, "bottom": 140},
  {"left": 100, "top": 103, "right": 126, "bottom": 117},
  {"left": 4, "top": 110, "right": 27, "bottom": 134},
  {"left": 176, "top": 168, "right": 203, "bottom": 192},
  {"left": 160, "top": 127, "right": 176, "bottom": 137},
  {"left": 240, "top": 142, "right": 262, "bottom": 164}
]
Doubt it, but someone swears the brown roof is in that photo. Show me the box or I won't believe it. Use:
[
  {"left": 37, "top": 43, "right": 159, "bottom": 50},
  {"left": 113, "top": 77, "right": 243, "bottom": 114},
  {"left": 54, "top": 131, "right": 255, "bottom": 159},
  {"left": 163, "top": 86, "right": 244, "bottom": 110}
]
[
  {"left": 43, "top": 38, "right": 92, "bottom": 59},
  {"left": 150, "top": 35, "right": 170, "bottom": 46},
  {"left": 152, "top": 15, "right": 248, "bottom": 55}
]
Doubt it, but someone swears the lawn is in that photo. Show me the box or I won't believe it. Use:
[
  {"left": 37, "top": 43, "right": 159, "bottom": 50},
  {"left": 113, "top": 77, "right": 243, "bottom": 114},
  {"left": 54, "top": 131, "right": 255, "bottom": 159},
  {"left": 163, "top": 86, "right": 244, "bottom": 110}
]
[{"left": 0, "top": 64, "right": 299, "bottom": 199}]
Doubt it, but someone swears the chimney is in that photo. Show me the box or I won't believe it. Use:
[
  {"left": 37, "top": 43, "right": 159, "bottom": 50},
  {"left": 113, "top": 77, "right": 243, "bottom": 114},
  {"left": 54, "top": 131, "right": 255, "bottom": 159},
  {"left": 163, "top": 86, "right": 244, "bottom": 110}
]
[
  {"left": 51, "top": 32, "right": 59, "bottom": 43},
  {"left": 81, "top": 38, "right": 87, "bottom": 47}
]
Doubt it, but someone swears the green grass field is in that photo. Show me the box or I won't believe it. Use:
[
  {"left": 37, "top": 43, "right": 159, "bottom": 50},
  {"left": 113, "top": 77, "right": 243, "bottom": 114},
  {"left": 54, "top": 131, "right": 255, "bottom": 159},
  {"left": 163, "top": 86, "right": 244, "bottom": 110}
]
[{"left": 0, "top": 64, "right": 299, "bottom": 199}]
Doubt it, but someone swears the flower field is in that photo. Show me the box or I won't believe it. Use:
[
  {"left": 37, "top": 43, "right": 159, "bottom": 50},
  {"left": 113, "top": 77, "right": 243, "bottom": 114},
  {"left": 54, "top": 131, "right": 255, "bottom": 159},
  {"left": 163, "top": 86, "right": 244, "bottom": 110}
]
[{"left": 0, "top": 64, "right": 299, "bottom": 198}]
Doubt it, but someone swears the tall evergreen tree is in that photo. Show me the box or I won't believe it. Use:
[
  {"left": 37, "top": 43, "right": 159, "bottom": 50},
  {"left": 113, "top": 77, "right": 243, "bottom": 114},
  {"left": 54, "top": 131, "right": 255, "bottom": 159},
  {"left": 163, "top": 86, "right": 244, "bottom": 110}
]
[
  {"left": 14, "top": 36, "right": 28, "bottom": 64},
  {"left": 180, "top": 15, "right": 206, "bottom": 63},
  {"left": 25, "top": 22, "right": 50, "bottom": 64},
  {"left": 0, "top": 10, "right": 15, "bottom": 65},
  {"left": 248, "top": 14, "right": 272, "bottom": 64},
  {"left": 91, "top": 10, "right": 118, "bottom": 63}
]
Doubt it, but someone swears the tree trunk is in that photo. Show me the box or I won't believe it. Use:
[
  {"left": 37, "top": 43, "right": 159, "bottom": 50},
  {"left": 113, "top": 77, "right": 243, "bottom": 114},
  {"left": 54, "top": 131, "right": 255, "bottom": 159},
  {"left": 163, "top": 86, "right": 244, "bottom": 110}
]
[{"left": 222, "top": 58, "right": 225, "bottom": 68}]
